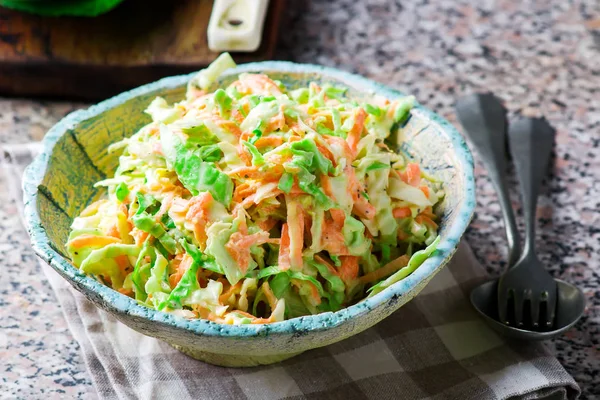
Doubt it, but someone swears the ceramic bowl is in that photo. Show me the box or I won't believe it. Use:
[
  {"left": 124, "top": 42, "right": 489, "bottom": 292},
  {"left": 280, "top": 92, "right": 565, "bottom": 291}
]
[{"left": 23, "top": 61, "right": 476, "bottom": 367}]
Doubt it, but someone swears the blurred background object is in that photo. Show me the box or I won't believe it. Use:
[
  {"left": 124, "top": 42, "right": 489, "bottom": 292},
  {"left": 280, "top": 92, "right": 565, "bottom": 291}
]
[
  {"left": 0, "top": 0, "right": 284, "bottom": 99},
  {"left": 0, "top": 0, "right": 124, "bottom": 17},
  {"left": 208, "top": 0, "right": 269, "bottom": 52}
]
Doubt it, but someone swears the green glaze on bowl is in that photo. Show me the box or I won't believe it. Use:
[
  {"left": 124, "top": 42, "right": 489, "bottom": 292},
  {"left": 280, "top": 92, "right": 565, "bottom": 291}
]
[{"left": 23, "top": 62, "right": 476, "bottom": 367}]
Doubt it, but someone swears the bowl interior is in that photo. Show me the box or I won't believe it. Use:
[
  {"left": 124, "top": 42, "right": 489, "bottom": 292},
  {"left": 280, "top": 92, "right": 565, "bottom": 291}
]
[
  {"left": 34, "top": 83, "right": 184, "bottom": 259},
  {"left": 25, "top": 62, "right": 475, "bottom": 340}
]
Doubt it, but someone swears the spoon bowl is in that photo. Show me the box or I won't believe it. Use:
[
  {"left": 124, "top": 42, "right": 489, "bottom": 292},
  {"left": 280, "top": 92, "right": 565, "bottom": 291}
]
[{"left": 471, "top": 279, "right": 585, "bottom": 340}]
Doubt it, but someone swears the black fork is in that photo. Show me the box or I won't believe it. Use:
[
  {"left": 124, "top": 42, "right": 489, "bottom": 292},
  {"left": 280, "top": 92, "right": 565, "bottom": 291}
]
[{"left": 497, "top": 117, "right": 557, "bottom": 328}]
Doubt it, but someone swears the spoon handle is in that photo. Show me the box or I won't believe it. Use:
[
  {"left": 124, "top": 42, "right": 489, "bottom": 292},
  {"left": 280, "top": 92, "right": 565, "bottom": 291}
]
[
  {"left": 507, "top": 117, "right": 555, "bottom": 258},
  {"left": 456, "top": 94, "right": 521, "bottom": 267}
]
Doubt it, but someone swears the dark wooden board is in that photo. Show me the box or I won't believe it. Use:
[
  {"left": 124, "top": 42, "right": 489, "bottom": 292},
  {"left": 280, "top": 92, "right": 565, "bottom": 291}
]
[{"left": 0, "top": 0, "right": 284, "bottom": 100}]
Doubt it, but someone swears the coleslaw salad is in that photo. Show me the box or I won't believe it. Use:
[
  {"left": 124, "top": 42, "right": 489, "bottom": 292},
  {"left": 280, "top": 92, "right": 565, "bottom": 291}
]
[{"left": 66, "top": 53, "right": 444, "bottom": 324}]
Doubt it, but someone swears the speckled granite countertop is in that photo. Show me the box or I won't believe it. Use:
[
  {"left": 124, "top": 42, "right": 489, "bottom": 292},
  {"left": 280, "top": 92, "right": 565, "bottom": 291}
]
[{"left": 1, "top": 0, "right": 599, "bottom": 398}]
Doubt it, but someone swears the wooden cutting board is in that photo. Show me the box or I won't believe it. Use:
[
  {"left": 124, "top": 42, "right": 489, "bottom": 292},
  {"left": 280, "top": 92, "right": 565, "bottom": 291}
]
[{"left": 0, "top": 0, "right": 284, "bottom": 100}]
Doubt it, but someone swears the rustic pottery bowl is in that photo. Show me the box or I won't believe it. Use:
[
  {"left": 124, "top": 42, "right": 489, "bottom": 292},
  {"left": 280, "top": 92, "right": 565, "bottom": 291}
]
[{"left": 23, "top": 62, "right": 476, "bottom": 367}]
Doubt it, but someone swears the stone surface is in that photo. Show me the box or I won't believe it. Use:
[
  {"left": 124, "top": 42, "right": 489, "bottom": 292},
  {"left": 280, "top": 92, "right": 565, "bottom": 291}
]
[{"left": 1, "top": 0, "right": 599, "bottom": 398}]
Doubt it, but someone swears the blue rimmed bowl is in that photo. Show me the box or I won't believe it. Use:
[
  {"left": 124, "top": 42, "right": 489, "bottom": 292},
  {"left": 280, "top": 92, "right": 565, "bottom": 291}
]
[{"left": 23, "top": 61, "right": 476, "bottom": 367}]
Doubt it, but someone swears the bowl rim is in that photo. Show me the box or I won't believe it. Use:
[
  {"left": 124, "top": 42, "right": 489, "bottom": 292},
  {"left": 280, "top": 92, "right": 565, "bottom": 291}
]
[{"left": 23, "top": 61, "right": 476, "bottom": 338}]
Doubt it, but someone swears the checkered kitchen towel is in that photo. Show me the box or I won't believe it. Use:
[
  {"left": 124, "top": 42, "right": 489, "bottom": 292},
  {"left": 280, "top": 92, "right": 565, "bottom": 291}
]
[{"left": 2, "top": 143, "right": 580, "bottom": 400}]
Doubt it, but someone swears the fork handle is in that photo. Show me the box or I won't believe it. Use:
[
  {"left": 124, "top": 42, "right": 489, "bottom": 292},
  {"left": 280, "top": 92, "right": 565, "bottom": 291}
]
[
  {"left": 456, "top": 94, "right": 521, "bottom": 267},
  {"left": 507, "top": 117, "right": 555, "bottom": 258},
  {"left": 483, "top": 151, "right": 521, "bottom": 268}
]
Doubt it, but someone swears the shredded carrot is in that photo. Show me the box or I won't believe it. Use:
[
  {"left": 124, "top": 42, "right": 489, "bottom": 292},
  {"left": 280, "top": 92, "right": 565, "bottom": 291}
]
[
  {"left": 265, "top": 111, "right": 285, "bottom": 134},
  {"left": 254, "top": 136, "right": 284, "bottom": 148},
  {"left": 405, "top": 163, "right": 421, "bottom": 187},
  {"left": 320, "top": 175, "right": 333, "bottom": 198},
  {"left": 195, "top": 307, "right": 218, "bottom": 321},
  {"left": 346, "top": 107, "right": 367, "bottom": 156},
  {"left": 118, "top": 288, "right": 134, "bottom": 296},
  {"left": 415, "top": 215, "right": 438, "bottom": 229},
  {"left": 185, "top": 192, "right": 213, "bottom": 247},
  {"left": 219, "top": 282, "right": 242, "bottom": 304},
  {"left": 230, "top": 75, "right": 280, "bottom": 98},
  {"left": 288, "top": 122, "right": 304, "bottom": 136},
  {"left": 169, "top": 254, "right": 193, "bottom": 287},
  {"left": 106, "top": 225, "right": 121, "bottom": 239},
  {"left": 228, "top": 166, "right": 287, "bottom": 181},
  {"left": 251, "top": 318, "right": 272, "bottom": 324},
  {"left": 237, "top": 195, "right": 257, "bottom": 209},
  {"left": 231, "top": 108, "right": 246, "bottom": 124},
  {"left": 316, "top": 142, "right": 336, "bottom": 165},
  {"left": 237, "top": 142, "right": 253, "bottom": 166},
  {"left": 321, "top": 212, "right": 349, "bottom": 255},
  {"left": 67, "top": 234, "right": 120, "bottom": 249},
  {"left": 309, "top": 283, "right": 321, "bottom": 304},
  {"left": 215, "top": 119, "right": 242, "bottom": 137},
  {"left": 225, "top": 230, "right": 271, "bottom": 274},
  {"left": 257, "top": 217, "right": 278, "bottom": 232},
  {"left": 329, "top": 209, "right": 346, "bottom": 226},
  {"left": 345, "top": 165, "right": 375, "bottom": 220},
  {"left": 353, "top": 199, "right": 376, "bottom": 220},
  {"left": 419, "top": 185, "right": 430, "bottom": 198},
  {"left": 359, "top": 255, "right": 410, "bottom": 284},
  {"left": 233, "top": 182, "right": 256, "bottom": 203},
  {"left": 393, "top": 207, "right": 412, "bottom": 218},
  {"left": 339, "top": 256, "right": 359, "bottom": 284},
  {"left": 261, "top": 282, "right": 278, "bottom": 310},
  {"left": 226, "top": 166, "right": 258, "bottom": 178},
  {"left": 323, "top": 135, "right": 354, "bottom": 159},
  {"left": 421, "top": 206, "right": 436, "bottom": 219},
  {"left": 114, "top": 255, "right": 130, "bottom": 275},
  {"left": 131, "top": 229, "right": 149, "bottom": 246},
  {"left": 278, "top": 223, "right": 291, "bottom": 271},
  {"left": 168, "top": 253, "right": 183, "bottom": 275}
]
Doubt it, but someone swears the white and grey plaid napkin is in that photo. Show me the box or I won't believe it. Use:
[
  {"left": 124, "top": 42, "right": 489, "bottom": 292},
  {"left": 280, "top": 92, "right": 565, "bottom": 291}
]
[{"left": 2, "top": 143, "right": 580, "bottom": 400}]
